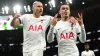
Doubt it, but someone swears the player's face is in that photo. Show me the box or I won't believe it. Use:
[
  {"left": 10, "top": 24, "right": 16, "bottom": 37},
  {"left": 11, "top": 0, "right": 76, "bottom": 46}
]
[
  {"left": 85, "top": 45, "right": 89, "bottom": 50},
  {"left": 59, "top": 5, "right": 70, "bottom": 17},
  {"left": 32, "top": 2, "right": 43, "bottom": 15}
]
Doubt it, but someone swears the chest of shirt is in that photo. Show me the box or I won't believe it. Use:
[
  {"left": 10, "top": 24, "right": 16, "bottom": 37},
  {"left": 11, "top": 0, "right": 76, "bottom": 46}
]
[
  {"left": 55, "top": 21, "right": 77, "bottom": 41},
  {"left": 23, "top": 16, "right": 49, "bottom": 32},
  {"left": 83, "top": 51, "right": 93, "bottom": 56},
  {"left": 55, "top": 21, "right": 76, "bottom": 34}
]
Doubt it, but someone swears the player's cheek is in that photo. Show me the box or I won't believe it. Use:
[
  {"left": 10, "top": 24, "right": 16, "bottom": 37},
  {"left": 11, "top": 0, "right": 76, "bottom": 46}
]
[
  {"left": 36, "top": 8, "right": 39, "bottom": 12},
  {"left": 61, "top": 10, "right": 64, "bottom": 14},
  {"left": 68, "top": 10, "right": 70, "bottom": 14},
  {"left": 42, "top": 8, "right": 43, "bottom": 11}
]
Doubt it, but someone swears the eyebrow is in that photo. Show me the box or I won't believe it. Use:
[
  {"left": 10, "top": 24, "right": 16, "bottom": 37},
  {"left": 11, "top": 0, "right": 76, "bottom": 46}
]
[
  {"left": 37, "top": 5, "right": 43, "bottom": 7},
  {"left": 61, "top": 7, "right": 69, "bottom": 9}
]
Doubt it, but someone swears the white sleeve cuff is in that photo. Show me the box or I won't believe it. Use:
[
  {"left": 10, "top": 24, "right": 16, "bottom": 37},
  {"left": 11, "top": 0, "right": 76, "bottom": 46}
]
[{"left": 81, "top": 24, "right": 85, "bottom": 29}]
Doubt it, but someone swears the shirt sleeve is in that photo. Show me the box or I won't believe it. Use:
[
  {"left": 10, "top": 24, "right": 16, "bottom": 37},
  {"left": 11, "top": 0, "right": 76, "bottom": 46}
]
[
  {"left": 49, "top": 16, "right": 54, "bottom": 25},
  {"left": 47, "top": 25, "right": 56, "bottom": 43},
  {"left": 92, "top": 51, "right": 95, "bottom": 56},
  {"left": 76, "top": 23, "right": 86, "bottom": 43}
]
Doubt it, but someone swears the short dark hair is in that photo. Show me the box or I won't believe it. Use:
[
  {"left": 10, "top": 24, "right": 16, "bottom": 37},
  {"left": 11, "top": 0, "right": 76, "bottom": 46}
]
[{"left": 57, "top": 2, "right": 69, "bottom": 13}]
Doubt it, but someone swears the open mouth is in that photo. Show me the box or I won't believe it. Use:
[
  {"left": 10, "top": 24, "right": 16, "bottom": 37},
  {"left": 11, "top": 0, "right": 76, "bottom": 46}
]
[{"left": 39, "top": 10, "right": 43, "bottom": 13}]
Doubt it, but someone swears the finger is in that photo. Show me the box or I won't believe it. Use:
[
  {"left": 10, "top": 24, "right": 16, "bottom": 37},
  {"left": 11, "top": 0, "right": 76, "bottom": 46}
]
[
  {"left": 53, "top": 18, "right": 57, "bottom": 22},
  {"left": 75, "top": 17, "right": 79, "bottom": 22},
  {"left": 54, "top": 13, "right": 58, "bottom": 19},
  {"left": 78, "top": 13, "right": 83, "bottom": 20},
  {"left": 15, "top": 13, "right": 21, "bottom": 17},
  {"left": 78, "top": 13, "right": 81, "bottom": 17},
  {"left": 81, "top": 13, "right": 83, "bottom": 18},
  {"left": 75, "top": 17, "right": 79, "bottom": 21},
  {"left": 68, "top": 19, "right": 71, "bottom": 22},
  {"left": 81, "top": 13, "right": 82, "bottom": 16},
  {"left": 51, "top": 17, "right": 57, "bottom": 22}
]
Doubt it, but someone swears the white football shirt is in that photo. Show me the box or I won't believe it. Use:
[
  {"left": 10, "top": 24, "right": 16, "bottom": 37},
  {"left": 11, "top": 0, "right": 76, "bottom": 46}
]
[
  {"left": 81, "top": 50, "right": 95, "bottom": 56},
  {"left": 47, "top": 20, "right": 86, "bottom": 56},
  {"left": 19, "top": 14, "right": 52, "bottom": 52}
]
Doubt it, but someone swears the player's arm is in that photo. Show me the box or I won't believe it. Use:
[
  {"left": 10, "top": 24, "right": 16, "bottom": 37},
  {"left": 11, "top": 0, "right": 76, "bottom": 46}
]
[
  {"left": 76, "top": 13, "right": 86, "bottom": 43},
  {"left": 11, "top": 13, "right": 22, "bottom": 27},
  {"left": 47, "top": 25, "right": 55, "bottom": 43},
  {"left": 47, "top": 14, "right": 58, "bottom": 43},
  {"left": 75, "top": 22, "right": 86, "bottom": 43},
  {"left": 81, "top": 25, "right": 86, "bottom": 43}
]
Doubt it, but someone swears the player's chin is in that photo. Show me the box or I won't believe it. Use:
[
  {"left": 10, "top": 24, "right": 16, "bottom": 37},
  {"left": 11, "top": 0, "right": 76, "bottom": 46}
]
[
  {"left": 38, "top": 13, "right": 42, "bottom": 16},
  {"left": 64, "top": 15, "right": 69, "bottom": 17}
]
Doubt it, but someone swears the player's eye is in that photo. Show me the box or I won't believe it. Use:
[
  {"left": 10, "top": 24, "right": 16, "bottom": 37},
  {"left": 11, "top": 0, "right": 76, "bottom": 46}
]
[
  {"left": 62, "top": 7, "right": 69, "bottom": 10},
  {"left": 37, "top": 6, "right": 43, "bottom": 8},
  {"left": 62, "top": 7, "right": 65, "bottom": 10}
]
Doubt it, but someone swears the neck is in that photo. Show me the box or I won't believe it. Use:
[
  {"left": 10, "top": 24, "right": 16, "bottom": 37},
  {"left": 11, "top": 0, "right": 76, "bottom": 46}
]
[
  {"left": 33, "top": 12, "right": 41, "bottom": 18},
  {"left": 61, "top": 16, "right": 69, "bottom": 21}
]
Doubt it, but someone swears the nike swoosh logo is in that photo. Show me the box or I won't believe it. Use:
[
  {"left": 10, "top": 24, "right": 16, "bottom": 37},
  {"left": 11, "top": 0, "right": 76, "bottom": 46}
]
[{"left": 58, "top": 28, "right": 61, "bottom": 30}]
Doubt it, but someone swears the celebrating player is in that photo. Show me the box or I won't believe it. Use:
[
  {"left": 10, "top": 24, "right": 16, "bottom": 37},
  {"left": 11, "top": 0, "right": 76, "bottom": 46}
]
[
  {"left": 11, "top": 1, "right": 57, "bottom": 56},
  {"left": 47, "top": 3, "right": 86, "bottom": 56}
]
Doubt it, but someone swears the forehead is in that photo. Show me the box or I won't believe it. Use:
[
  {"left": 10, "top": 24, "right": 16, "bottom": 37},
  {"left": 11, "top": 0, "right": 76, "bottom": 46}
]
[{"left": 60, "top": 5, "right": 69, "bottom": 8}]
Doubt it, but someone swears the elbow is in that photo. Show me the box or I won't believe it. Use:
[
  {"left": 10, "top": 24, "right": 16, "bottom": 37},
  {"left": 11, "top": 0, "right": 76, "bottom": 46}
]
[
  {"left": 81, "top": 37, "right": 86, "bottom": 43},
  {"left": 81, "top": 40, "right": 86, "bottom": 43}
]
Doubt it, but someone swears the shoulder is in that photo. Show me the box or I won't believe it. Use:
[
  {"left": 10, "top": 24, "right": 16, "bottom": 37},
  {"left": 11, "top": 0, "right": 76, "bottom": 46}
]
[
  {"left": 22, "top": 14, "right": 32, "bottom": 17},
  {"left": 82, "top": 51, "right": 86, "bottom": 53},
  {"left": 43, "top": 15, "right": 53, "bottom": 19},
  {"left": 44, "top": 15, "right": 52, "bottom": 17},
  {"left": 89, "top": 50, "right": 94, "bottom": 52}
]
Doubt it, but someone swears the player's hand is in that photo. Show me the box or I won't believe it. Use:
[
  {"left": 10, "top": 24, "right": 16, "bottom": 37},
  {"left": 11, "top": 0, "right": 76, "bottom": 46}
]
[
  {"left": 50, "top": 13, "right": 58, "bottom": 26},
  {"left": 75, "top": 13, "right": 84, "bottom": 25},
  {"left": 68, "top": 16, "right": 78, "bottom": 24},
  {"left": 14, "top": 13, "right": 21, "bottom": 19}
]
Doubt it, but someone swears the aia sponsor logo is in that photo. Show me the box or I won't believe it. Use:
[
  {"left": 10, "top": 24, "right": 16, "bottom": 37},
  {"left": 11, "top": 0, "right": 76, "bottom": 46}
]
[
  {"left": 60, "top": 32, "right": 74, "bottom": 40},
  {"left": 28, "top": 25, "right": 43, "bottom": 31}
]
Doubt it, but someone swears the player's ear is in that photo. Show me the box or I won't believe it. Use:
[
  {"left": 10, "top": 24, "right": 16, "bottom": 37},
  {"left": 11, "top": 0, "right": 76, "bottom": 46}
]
[
  {"left": 58, "top": 10, "right": 61, "bottom": 14},
  {"left": 32, "top": 5, "right": 34, "bottom": 10}
]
